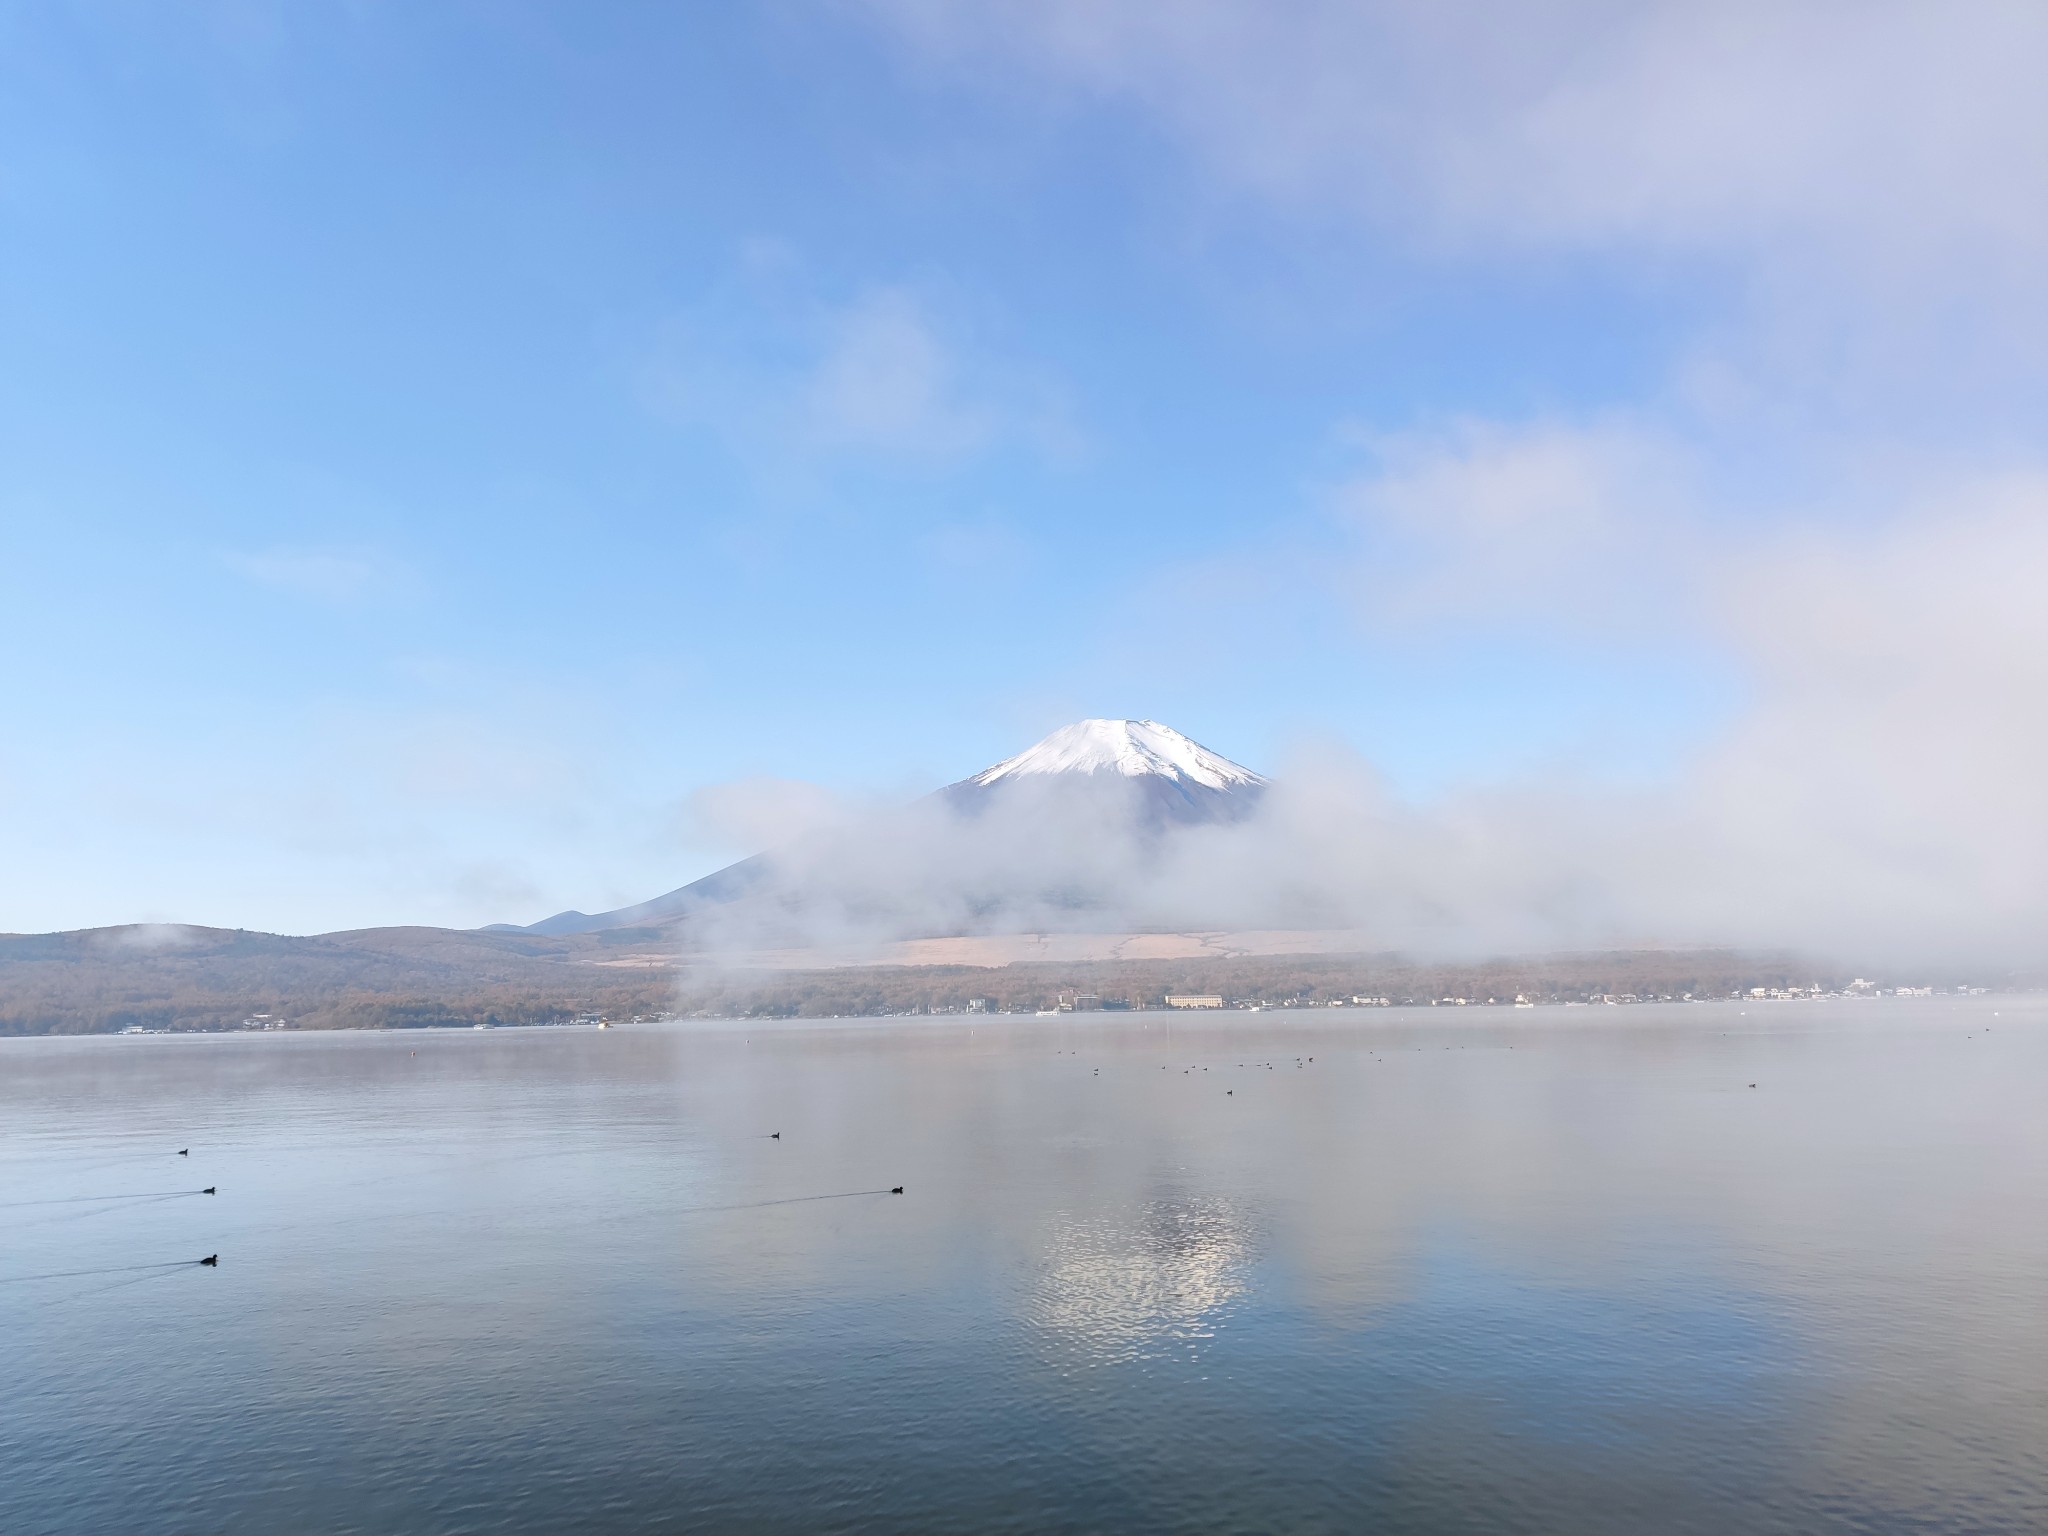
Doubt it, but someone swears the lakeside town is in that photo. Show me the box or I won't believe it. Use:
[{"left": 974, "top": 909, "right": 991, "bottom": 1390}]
[{"left": 96, "top": 976, "right": 2006, "bottom": 1035}]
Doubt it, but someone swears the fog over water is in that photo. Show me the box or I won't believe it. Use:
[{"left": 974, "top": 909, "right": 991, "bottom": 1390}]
[{"left": 5, "top": 1000, "right": 2043, "bottom": 1534}]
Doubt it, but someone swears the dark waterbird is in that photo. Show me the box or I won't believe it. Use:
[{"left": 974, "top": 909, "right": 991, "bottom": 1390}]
[
  {"left": 178, "top": 1149, "right": 188, "bottom": 1156},
  {"left": 891, "top": 1187, "right": 904, "bottom": 1194},
  {"left": 202, "top": 1187, "right": 216, "bottom": 1195},
  {"left": 1, "top": 1253, "right": 223, "bottom": 1306}
]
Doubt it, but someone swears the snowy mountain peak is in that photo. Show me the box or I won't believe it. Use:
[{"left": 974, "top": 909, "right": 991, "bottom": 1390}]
[
  {"left": 519, "top": 718, "right": 1268, "bottom": 934},
  {"left": 967, "top": 719, "right": 1267, "bottom": 792}
]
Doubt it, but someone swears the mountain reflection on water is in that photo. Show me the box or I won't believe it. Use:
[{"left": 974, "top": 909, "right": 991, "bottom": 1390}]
[
  {"left": 1028, "top": 1198, "right": 1256, "bottom": 1368},
  {"left": 3, "top": 1002, "right": 2044, "bottom": 1535}
]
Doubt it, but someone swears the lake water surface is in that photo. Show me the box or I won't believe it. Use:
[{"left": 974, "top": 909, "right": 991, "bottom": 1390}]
[{"left": 4, "top": 1000, "right": 2045, "bottom": 1534}]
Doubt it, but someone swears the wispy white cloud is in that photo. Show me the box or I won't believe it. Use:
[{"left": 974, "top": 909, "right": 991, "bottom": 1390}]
[
  {"left": 865, "top": 2, "right": 2047, "bottom": 280},
  {"left": 1332, "top": 418, "right": 1700, "bottom": 636},
  {"left": 917, "top": 516, "right": 1035, "bottom": 578},
  {"left": 802, "top": 287, "right": 993, "bottom": 456},
  {"left": 644, "top": 269, "right": 1082, "bottom": 473},
  {"left": 862, "top": 0, "right": 2048, "bottom": 420},
  {"left": 222, "top": 544, "right": 415, "bottom": 604},
  {"left": 1314, "top": 432, "right": 2048, "bottom": 961},
  {"left": 675, "top": 776, "right": 862, "bottom": 863}
]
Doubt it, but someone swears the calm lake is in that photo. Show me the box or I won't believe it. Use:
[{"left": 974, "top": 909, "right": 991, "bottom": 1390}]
[{"left": 4, "top": 1000, "right": 2044, "bottom": 1534}]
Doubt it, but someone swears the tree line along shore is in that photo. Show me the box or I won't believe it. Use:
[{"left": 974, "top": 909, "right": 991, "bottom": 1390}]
[{"left": 2, "top": 923, "right": 1989, "bottom": 1035}]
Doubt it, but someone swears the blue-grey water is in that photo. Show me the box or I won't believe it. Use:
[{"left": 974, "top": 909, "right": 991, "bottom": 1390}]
[{"left": 3, "top": 1000, "right": 2044, "bottom": 1534}]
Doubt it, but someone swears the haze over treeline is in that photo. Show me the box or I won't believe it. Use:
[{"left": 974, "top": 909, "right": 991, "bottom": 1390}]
[
  {"left": 1, "top": 920, "right": 1977, "bottom": 1037},
  {"left": 671, "top": 951, "right": 1886, "bottom": 1024}
]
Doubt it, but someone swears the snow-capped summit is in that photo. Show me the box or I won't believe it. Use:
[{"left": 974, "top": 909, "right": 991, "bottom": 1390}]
[
  {"left": 942, "top": 718, "right": 1266, "bottom": 830},
  {"left": 967, "top": 719, "right": 1267, "bottom": 792}
]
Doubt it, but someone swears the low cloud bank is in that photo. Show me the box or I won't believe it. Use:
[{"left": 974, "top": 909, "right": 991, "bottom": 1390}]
[{"left": 683, "top": 463, "right": 2048, "bottom": 974}]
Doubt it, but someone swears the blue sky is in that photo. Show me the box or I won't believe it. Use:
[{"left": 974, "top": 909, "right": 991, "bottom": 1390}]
[{"left": 3, "top": 3, "right": 2043, "bottom": 938}]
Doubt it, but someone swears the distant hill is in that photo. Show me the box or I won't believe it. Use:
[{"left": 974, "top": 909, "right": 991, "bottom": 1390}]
[{"left": 0, "top": 923, "right": 677, "bottom": 1035}]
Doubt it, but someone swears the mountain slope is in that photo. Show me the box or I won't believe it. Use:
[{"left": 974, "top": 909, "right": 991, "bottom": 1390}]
[
  {"left": 510, "top": 718, "right": 1267, "bottom": 936},
  {"left": 507, "top": 856, "right": 772, "bottom": 938},
  {"left": 0, "top": 923, "right": 679, "bottom": 1035}
]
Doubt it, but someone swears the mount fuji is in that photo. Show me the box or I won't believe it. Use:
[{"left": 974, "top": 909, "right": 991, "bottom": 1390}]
[{"left": 511, "top": 719, "right": 1267, "bottom": 937}]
